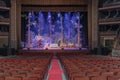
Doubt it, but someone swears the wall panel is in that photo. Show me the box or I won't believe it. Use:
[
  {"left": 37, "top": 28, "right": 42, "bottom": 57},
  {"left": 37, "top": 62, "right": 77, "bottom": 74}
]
[
  {"left": 21, "top": 0, "right": 88, "bottom": 5},
  {"left": 21, "top": 6, "right": 87, "bottom": 12}
]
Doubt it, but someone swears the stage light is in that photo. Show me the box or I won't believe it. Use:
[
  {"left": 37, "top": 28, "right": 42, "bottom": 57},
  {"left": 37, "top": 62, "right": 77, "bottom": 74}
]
[
  {"left": 48, "top": 12, "right": 51, "bottom": 19},
  {"left": 76, "top": 12, "right": 80, "bottom": 20},
  {"left": 57, "top": 13, "right": 61, "bottom": 18},
  {"left": 28, "top": 12, "right": 32, "bottom": 17}
]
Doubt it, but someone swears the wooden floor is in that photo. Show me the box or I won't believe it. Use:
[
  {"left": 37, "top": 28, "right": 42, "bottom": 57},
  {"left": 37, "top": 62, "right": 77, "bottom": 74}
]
[{"left": 19, "top": 49, "right": 90, "bottom": 54}]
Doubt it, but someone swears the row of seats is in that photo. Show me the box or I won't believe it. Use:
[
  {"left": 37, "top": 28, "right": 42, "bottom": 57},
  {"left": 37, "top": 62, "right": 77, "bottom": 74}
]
[
  {"left": 19, "top": 52, "right": 53, "bottom": 57},
  {"left": 0, "top": 53, "right": 52, "bottom": 80},
  {"left": 59, "top": 53, "right": 120, "bottom": 80}
]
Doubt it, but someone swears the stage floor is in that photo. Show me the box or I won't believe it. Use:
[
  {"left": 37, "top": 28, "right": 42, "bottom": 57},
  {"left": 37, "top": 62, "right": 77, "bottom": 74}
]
[
  {"left": 22, "top": 48, "right": 88, "bottom": 50},
  {"left": 20, "top": 48, "right": 89, "bottom": 54}
]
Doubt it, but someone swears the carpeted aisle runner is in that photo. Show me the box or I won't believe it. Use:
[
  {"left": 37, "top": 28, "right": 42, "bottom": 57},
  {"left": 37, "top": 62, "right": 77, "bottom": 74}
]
[{"left": 48, "top": 58, "right": 63, "bottom": 80}]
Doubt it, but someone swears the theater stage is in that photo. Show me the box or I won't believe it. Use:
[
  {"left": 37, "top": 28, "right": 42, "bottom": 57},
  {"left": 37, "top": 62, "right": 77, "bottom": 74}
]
[{"left": 20, "top": 48, "right": 89, "bottom": 54}]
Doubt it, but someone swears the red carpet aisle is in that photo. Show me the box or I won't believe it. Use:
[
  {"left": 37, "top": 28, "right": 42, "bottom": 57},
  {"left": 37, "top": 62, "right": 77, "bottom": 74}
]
[{"left": 48, "top": 58, "right": 63, "bottom": 80}]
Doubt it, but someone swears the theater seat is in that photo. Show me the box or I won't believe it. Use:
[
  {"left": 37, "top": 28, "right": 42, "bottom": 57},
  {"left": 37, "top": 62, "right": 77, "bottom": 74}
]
[
  {"left": 74, "top": 77, "right": 89, "bottom": 80},
  {"left": 22, "top": 77, "right": 40, "bottom": 80},
  {"left": 108, "top": 76, "right": 120, "bottom": 80},
  {"left": 91, "top": 76, "right": 107, "bottom": 80},
  {"left": 5, "top": 77, "right": 22, "bottom": 80},
  {"left": 0, "top": 77, "right": 4, "bottom": 80}
]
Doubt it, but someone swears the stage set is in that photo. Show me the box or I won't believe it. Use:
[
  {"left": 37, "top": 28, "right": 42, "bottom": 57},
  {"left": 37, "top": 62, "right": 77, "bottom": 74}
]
[{"left": 21, "top": 11, "right": 88, "bottom": 51}]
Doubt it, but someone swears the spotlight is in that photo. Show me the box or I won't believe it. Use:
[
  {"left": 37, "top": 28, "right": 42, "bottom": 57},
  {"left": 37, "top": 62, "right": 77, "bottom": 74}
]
[{"left": 57, "top": 13, "right": 61, "bottom": 18}]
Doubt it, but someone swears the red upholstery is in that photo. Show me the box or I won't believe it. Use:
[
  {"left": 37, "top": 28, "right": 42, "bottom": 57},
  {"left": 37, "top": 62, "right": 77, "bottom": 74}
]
[
  {"left": 0, "top": 53, "right": 52, "bottom": 80},
  {"left": 59, "top": 53, "right": 120, "bottom": 80},
  {"left": 91, "top": 76, "right": 107, "bottom": 80},
  {"left": 108, "top": 76, "right": 120, "bottom": 80}
]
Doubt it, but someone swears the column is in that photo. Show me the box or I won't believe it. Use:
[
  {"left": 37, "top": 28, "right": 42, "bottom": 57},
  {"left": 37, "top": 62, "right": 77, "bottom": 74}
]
[
  {"left": 27, "top": 13, "right": 31, "bottom": 49},
  {"left": 49, "top": 16, "right": 52, "bottom": 45},
  {"left": 91, "top": 0, "right": 99, "bottom": 49},
  {"left": 10, "top": 0, "right": 18, "bottom": 49},
  {"left": 61, "top": 17, "right": 63, "bottom": 46},
  {"left": 77, "top": 13, "right": 81, "bottom": 48},
  {"left": 88, "top": 0, "right": 92, "bottom": 49},
  {"left": 16, "top": 0, "right": 21, "bottom": 50}
]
